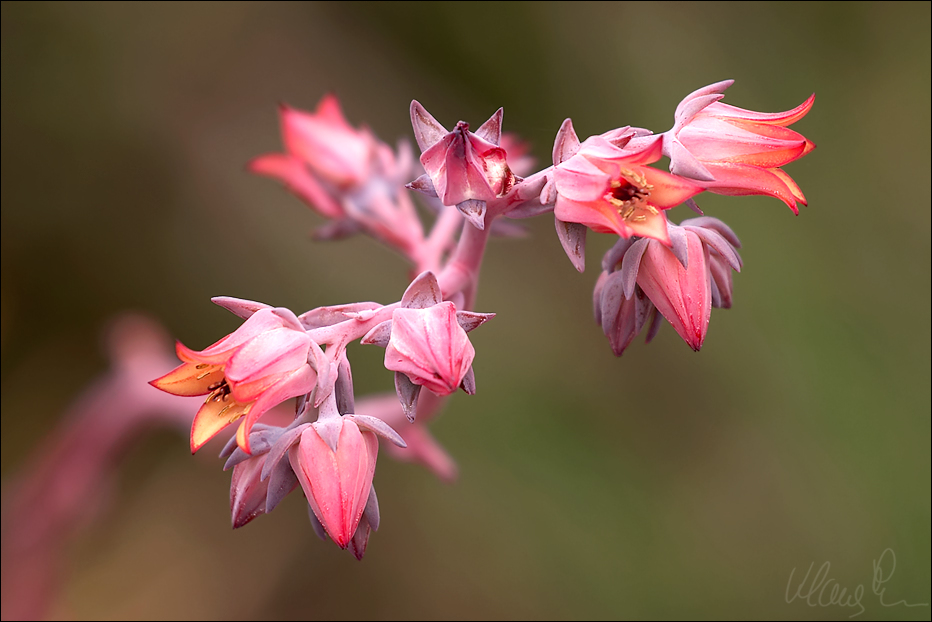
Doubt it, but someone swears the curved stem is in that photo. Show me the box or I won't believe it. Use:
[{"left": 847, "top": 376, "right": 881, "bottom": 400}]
[
  {"left": 437, "top": 220, "right": 490, "bottom": 306},
  {"left": 416, "top": 205, "right": 464, "bottom": 273},
  {"left": 305, "top": 303, "right": 400, "bottom": 347}
]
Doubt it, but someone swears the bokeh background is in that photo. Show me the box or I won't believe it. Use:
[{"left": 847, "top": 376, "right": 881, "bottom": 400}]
[{"left": 2, "top": 2, "right": 929, "bottom": 619}]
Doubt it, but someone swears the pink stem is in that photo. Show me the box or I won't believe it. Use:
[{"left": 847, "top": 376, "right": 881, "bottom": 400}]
[{"left": 437, "top": 219, "right": 490, "bottom": 307}]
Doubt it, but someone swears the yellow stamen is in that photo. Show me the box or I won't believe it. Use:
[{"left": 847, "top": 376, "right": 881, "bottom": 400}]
[{"left": 605, "top": 168, "right": 656, "bottom": 223}]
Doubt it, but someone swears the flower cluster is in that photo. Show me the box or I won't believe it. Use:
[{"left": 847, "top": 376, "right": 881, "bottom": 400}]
[{"left": 150, "top": 81, "right": 814, "bottom": 557}]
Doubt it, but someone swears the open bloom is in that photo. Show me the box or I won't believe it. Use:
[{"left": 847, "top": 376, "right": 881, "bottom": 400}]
[
  {"left": 663, "top": 79, "right": 815, "bottom": 213},
  {"left": 553, "top": 132, "right": 705, "bottom": 245},
  {"left": 150, "top": 307, "right": 317, "bottom": 454},
  {"left": 289, "top": 419, "right": 378, "bottom": 549}
]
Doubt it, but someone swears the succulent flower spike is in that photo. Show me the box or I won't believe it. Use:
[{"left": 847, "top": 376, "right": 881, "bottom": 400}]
[
  {"left": 132, "top": 85, "right": 815, "bottom": 566},
  {"left": 150, "top": 307, "right": 318, "bottom": 454},
  {"left": 408, "top": 101, "right": 517, "bottom": 230},
  {"left": 553, "top": 133, "right": 705, "bottom": 246},
  {"left": 663, "top": 80, "right": 816, "bottom": 213}
]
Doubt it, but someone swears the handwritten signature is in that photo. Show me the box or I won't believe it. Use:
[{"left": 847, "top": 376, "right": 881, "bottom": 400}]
[{"left": 785, "top": 548, "right": 929, "bottom": 618}]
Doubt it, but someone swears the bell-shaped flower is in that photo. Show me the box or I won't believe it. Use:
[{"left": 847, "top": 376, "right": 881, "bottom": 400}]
[
  {"left": 408, "top": 102, "right": 516, "bottom": 229},
  {"left": 634, "top": 229, "right": 712, "bottom": 350},
  {"left": 252, "top": 94, "right": 376, "bottom": 192},
  {"left": 361, "top": 272, "right": 492, "bottom": 421},
  {"left": 598, "top": 218, "right": 742, "bottom": 351},
  {"left": 150, "top": 307, "right": 318, "bottom": 454},
  {"left": 663, "top": 80, "right": 815, "bottom": 213},
  {"left": 288, "top": 418, "right": 379, "bottom": 549},
  {"left": 552, "top": 126, "right": 705, "bottom": 246},
  {"left": 250, "top": 95, "right": 424, "bottom": 253},
  {"left": 385, "top": 301, "right": 475, "bottom": 395}
]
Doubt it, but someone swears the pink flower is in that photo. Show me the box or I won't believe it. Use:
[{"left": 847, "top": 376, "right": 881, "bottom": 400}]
[
  {"left": 635, "top": 229, "right": 712, "bottom": 351},
  {"left": 288, "top": 419, "right": 378, "bottom": 549},
  {"left": 663, "top": 80, "right": 816, "bottom": 213},
  {"left": 250, "top": 95, "right": 424, "bottom": 253},
  {"left": 150, "top": 308, "right": 317, "bottom": 454},
  {"left": 596, "top": 218, "right": 742, "bottom": 351},
  {"left": 361, "top": 272, "right": 492, "bottom": 420},
  {"left": 553, "top": 130, "right": 705, "bottom": 245},
  {"left": 408, "top": 101, "right": 516, "bottom": 229},
  {"left": 249, "top": 94, "right": 399, "bottom": 219},
  {"left": 386, "top": 302, "right": 475, "bottom": 396}
]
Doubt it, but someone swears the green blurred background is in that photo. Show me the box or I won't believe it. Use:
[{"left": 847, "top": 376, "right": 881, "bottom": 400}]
[{"left": 2, "top": 2, "right": 929, "bottom": 619}]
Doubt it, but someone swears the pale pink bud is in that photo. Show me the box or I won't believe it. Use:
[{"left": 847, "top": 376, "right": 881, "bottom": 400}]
[
  {"left": 384, "top": 302, "right": 476, "bottom": 396},
  {"left": 288, "top": 420, "right": 378, "bottom": 549},
  {"left": 409, "top": 102, "right": 516, "bottom": 229},
  {"left": 150, "top": 307, "right": 318, "bottom": 454}
]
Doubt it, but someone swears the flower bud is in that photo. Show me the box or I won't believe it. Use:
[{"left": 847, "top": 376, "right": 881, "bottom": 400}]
[{"left": 288, "top": 419, "right": 378, "bottom": 548}]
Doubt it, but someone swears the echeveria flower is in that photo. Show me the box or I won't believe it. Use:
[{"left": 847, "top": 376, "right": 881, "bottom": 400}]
[
  {"left": 553, "top": 133, "right": 704, "bottom": 245},
  {"left": 288, "top": 419, "right": 378, "bottom": 549},
  {"left": 385, "top": 302, "right": 475, "bottom": 396},
  {"left": 150, "top": 307, "right": 317, "bottom": 454},
  {"left": 664, "top": 79, "right": 815, "bottom": 213},
  {"left": 595, "top": 218, "right": 742, "bottom": 352},
  {"left": 408, "top": 102, "right": 516, "bottom": 229}
]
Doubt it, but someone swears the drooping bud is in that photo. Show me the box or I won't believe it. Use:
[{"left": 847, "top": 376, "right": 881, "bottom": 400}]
[{"left": 288, "top": 419, "right": 378, "bottom": 548}]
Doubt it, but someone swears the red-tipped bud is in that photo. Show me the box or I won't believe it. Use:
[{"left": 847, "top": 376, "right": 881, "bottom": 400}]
[{"left": 288, "top": 419, "right": 378, "bottom": 549}]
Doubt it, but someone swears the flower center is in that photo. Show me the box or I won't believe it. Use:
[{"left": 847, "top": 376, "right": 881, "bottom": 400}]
[
  {"left": 605, "top": 169, "right": 656, "bottom": 222},
  {"left": 207, "top": 378, "right": 232, "bottom": 402}
]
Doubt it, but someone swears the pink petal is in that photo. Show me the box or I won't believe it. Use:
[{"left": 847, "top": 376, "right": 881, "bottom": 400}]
[
  {"left": 235, "top": 366, "right": 317, "bottom": 454},
  {"left": 699, "top": 93, "right": 815, "bottom": 127},
  {"left": 700, "top": 162, "right": 803, "bottom": 213},
  {"left": 552, "top": 154, "right": 611, "bottom": 202},
  {"left": 149, "top": 361, "right": 216, "bottom": 396},
  {"left": 248, "top": 153, "right": 344, "bottom": 219},
  {"left": 639, "top": 167, "right": 705, "bottom": 209},
  {"left": 280, "top": 104, "right": 371, "bottom": 188},
  {"left": 191, "top": 396, "right": 251, "bottom": 453},
  {"left": 225, "top": 328, "right": 311, "bottom": 389},
  {"left": 636, "top": 234, "right": 711, "bottom": 351}
]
